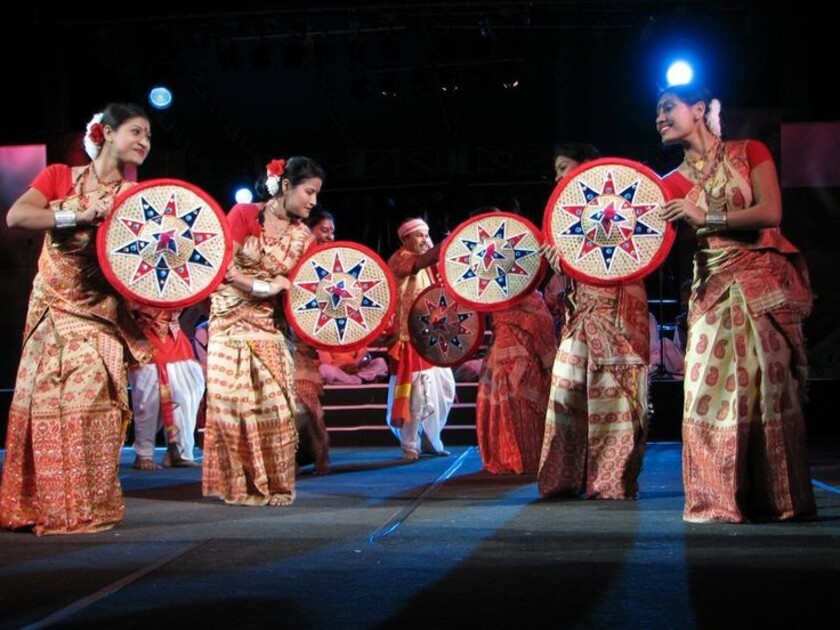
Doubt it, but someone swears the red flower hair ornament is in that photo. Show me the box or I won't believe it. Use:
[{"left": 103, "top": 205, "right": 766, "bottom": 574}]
[
  {"left": 83, "top": 112, "right": 105, "bottom": 160},
  {"left": 266, "top": 158, "right": 287, "bottom": 196}
]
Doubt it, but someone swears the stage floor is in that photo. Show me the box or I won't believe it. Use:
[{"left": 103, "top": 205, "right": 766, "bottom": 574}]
[{"left": 1, "top": 440, "right": 839, "bottom": 629}]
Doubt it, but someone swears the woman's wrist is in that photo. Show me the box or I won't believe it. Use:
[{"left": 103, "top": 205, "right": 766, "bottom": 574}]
[
  {"left": 53, "top": 209, "right": 78, "bottom": 229},
  {"left": 705, "top": 209, "right": 727, "bottom": 229},
  {"left": 251, "top": 279, "right": 271, "bottom": 298}
]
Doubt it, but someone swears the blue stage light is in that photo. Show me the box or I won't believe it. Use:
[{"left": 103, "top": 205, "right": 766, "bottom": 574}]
[{"left": 148, "top": 86, "right": 173, "bottom": 110}]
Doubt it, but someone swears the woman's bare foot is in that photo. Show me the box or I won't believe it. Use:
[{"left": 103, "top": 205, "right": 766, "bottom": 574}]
[
  {"left": 132, "top": 455, "right": 160, "bottom": 471},
  {"left": 267, "top": 492, "right": 295, "bottom": 506},
  {"left": 402, "top": 449, "right": 420, "bottom": 462},
  {"left": 224, "top": 495, "right": 268, "bottom": 507}
]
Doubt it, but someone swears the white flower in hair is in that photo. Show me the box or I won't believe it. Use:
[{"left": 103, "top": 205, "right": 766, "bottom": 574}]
[
  {"left": 83, "top": 112, "right": 105, "bottom": 160},
  {"left": 706, "top": 98, "right": 722, "bottom": 138}
]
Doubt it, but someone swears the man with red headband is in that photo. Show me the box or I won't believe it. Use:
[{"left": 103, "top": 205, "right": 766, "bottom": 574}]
[{"left": 385, "top": 217, "right": 456, "bottom": 461}]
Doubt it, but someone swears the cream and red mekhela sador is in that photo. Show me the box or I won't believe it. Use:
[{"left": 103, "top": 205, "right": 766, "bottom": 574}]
[
  {"left": 202, "top": 203, "right": 312, "bottom": 506},
  {"left": 538, "top": 281, "right": 650, "bottom": 500},
  {"left": 0, "top": 165, "right": 151, "bottom": 535},
  {"left": 664, "top": 140, "right": 815, "bottom": 523}
]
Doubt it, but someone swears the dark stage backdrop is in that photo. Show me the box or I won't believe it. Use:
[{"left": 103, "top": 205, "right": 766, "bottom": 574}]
[
  {"left": 1, "top": 145, "right": 46, "bottom": 443},
  {"left": 780, "top": 122, "right": 840, "bottom": 379},
  {"left": 0, "top": 145, "right": 46, "bottom": 387}
]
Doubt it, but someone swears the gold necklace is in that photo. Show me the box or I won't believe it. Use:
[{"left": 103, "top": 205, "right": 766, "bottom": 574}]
[
  {"left": 269, "top": 199, "right": 292, "bottom": 222},
  {"left": 689, "top": 153, "right": 707, "bottom": 171},
  {"left": 89, "top": 160, "right": 123, "bottom": 187},
  {"left": 685, "top": 139, "right": 721, "bottom": 181}
]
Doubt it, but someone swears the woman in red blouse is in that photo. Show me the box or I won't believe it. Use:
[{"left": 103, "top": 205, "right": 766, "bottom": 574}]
[
  {"left": 0, "top": 103, "right": 153, "bottom": 535},
  {"left": 657, "top": 83, "right": 815, "bottom": 523},
  {"left": 201, "top": 156, "right": 322, "bottom": 507}
]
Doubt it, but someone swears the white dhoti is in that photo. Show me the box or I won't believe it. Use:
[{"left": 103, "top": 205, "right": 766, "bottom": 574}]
[
  {"left": 128, "top": 359, "right": 206, "bottom": 461},
  {"left": 386, "top": 366, "right": 456, "bottom": 455}
]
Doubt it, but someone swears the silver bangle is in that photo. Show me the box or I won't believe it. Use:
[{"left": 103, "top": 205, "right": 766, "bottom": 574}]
[
  {"left": 705, "top": 210, "right": 727, "bottom": 229},
  {"left": 251, "top": 279, "right": 271, "bottom": 298},
  {"left": 54, "top": 209, "right": 78, "bottom": 229}
]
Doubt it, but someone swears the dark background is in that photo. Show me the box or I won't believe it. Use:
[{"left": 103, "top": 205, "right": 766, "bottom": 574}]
[{"left": 1, "top": 2, "right": 838, "bottom": 384}]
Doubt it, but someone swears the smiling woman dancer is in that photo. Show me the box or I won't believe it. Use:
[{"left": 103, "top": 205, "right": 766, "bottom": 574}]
[
  {"left": 656, "top": 83, "right": 815, "bottom": 523},
  {"left": 0, "top": 103, "right": 153, "bottom": 535}
]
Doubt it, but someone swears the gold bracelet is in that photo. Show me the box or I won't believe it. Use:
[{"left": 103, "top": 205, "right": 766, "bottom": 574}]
[
  {"left": 705, "top": 210, "right": 727, "bottom": 229},
  {"left": 251, "top": 279, "right": 271, "bottom": 298},
  {"left": 54, "top": 209, "right": 78, "bottom": 229}
]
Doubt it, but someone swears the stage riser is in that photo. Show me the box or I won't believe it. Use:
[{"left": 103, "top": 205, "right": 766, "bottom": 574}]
[
  {"left": 322, "top": 381, "right": 685, "bottom": 445},
  {"left": 323, "top": 382, "right": 477, "bottom": 406}
]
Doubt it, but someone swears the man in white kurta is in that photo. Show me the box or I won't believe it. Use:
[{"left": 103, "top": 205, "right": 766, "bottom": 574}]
[{"left": 385, "top": 218, "right": 456, "bottom": 461}]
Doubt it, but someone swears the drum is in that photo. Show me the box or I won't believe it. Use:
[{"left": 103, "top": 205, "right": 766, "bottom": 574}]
[
  {"left": 542, "top": 158, "right": 674, "bottom": 286},
  {"left": 97, "top": 179, "right": 232, "bottom": 309},
  {"left": 439, "top": 211, "right": 546, "bottom": 311},
  {"left": 408, "top": 283, "right": 484, "bottom": 367},
  {"left": 284, "top": 241, "right": 396, "bottom": 351}
]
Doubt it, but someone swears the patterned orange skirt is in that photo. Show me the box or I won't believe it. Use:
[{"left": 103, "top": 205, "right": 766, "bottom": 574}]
[
  {"left": 538, "top": 328, "right": 648, "bottom": 500},
  {"left": 202, "top": 335, "right": 298, "bottom": 506},
  {"left": 0, "top": 311, "right": 128, "bottom": 535}
]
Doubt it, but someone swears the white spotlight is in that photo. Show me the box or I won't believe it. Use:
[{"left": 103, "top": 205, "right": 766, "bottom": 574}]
[
  {"left": 665, "top": 61, "right": 693, "bottom": 87},
  {"left": 234, "top": 188, "right": 254, "bottom": 204}
]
